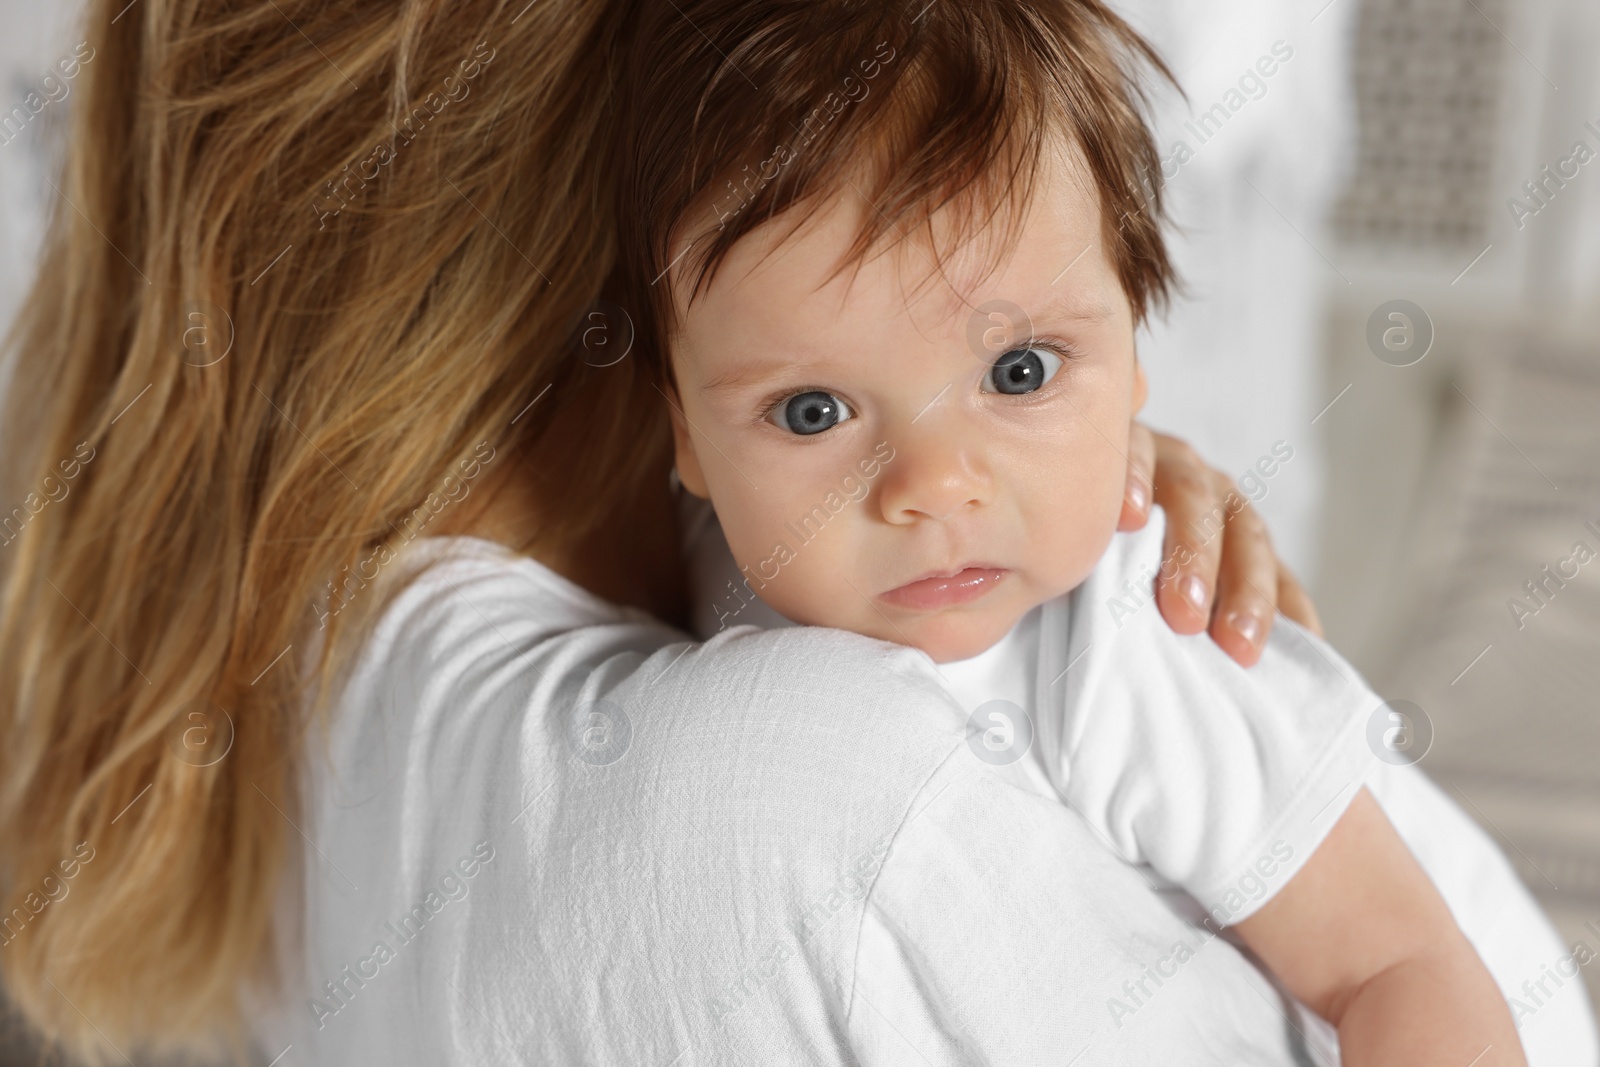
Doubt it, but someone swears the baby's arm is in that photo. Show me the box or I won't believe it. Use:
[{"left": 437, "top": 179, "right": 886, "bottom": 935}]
[{"left": 1234, "top": 787, "right": 1525, "bottom": 1067}]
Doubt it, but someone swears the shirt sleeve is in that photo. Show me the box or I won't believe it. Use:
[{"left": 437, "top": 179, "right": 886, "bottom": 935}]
[
  {"left": 1037, "top": 505, "right": 1379, "bottom": 925},
  {"left": 847, "top": 744, "right": 1311, "bottom": 1066}
]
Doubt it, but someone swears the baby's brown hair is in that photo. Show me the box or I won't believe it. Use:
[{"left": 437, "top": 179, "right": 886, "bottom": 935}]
[{"left": 608, "top": 0, "right": 1179, "bottom": 391}]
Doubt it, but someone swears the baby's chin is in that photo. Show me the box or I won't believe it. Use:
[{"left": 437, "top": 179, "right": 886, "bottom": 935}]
[
  {"left": 794, "top": 598, "right": 1034, "bottom": 665},
  {"left": 899, "top": 610, "right": 1027, "bottom": 665},
  {"left": 874, "top": 572, "right": 1081, "bottom": 663}
]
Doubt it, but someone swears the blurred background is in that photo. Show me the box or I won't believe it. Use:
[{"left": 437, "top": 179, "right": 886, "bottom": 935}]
[
  {"left": 1130, "top": 0, "right": 1600, "bottom": 1024},
  {"left": 1124, "top": 0, "right": 1600, "bottom": 1024},
  {"left": 2, "top": 0, "right": 1596, "bottom": 1059}
]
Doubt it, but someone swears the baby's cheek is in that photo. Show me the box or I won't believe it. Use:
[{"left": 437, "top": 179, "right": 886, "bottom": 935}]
[
  {"left": 715, "top": 514, "right": 842, "bottom": 625},
  {"left": 754, "top": 536, "right": 858, "bottom": 625},
  {"left": 1025, "top": 467, "right": 1125, "bottom": 593}
]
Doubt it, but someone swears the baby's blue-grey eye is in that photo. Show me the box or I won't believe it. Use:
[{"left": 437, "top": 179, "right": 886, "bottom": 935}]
[
  {"left": 982, "top": 346, "right": 1064, "bottom": 395},
  {"left": 775, "top": 390, "right": 854, "bottom": 435}
]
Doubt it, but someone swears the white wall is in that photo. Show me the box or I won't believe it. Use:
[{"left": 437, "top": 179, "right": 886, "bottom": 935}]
[
  {"left": 0, "top": 0, "right": 83, "bottom": 361},
  {"left": 1110, "top": 0, "right": 1356, "bottom": 579}
]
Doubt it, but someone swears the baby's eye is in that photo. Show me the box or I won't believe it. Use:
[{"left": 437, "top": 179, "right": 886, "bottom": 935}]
[
  {"left": 981, "top": 346, "right": 1064, "bottom": 395},
  {"left": 771, "top": 390, "right": 854, "bottom": 435}
]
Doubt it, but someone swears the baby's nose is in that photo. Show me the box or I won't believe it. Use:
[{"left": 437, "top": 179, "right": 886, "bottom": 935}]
[{"left": 874, "top": 430, "right": 992, "bottom": 525}]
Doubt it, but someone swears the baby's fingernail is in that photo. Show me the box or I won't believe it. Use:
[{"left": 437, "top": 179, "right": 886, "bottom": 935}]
[
  {"left": 1127, "top": 479, "right": 1149, "bottom": 513},
  {"left": 1181, "top": 575, "right": 1208, "bottom": 613},
  {"left": 1227, "top": 610, "right": 1263, "bottom": 646}
]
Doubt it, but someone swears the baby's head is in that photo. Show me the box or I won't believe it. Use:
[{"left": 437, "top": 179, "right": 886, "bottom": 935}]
[{"left": 613, "top": 0, "right": 1175, "bottom": 662}]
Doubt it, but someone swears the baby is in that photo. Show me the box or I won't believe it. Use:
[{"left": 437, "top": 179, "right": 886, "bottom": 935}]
[{"left": 607, "top": 0, "right": 1598, "bottom": 1062}]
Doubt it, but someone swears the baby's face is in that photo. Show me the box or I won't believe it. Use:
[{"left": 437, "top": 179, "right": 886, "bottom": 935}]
[{"left": 666, "top": 143, "right": 1145, "bottom": 663}]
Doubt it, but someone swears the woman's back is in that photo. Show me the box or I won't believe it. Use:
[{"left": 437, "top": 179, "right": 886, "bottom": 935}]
[{"left": 253, "top": 535, "right": 1321, "bottom": 1065}]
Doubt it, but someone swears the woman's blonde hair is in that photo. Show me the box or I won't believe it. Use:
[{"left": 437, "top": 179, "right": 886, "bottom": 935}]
[{"left": 0, "top": 0, "right": 666, "bottom": 1060}]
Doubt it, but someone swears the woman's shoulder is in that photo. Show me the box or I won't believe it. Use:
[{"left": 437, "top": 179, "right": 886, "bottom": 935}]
[
  {"left": 272, "top": 535, "right": 982, "bottom": 1063},
  {"left": 332, "top": 531, "right": 978, "bottom": 823},
  {"left": 361, "top": 532, "right": 970, "bottom": 737}
]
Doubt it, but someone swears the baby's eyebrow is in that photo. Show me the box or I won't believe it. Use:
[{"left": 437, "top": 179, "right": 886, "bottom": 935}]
[
  {"left": 699, "top": 359, "right": 815, "bottom": 396},
  {"left": 1030, "top": 290, "right": 1118, "bottom": 328},
  {"left": 694, "top": 290, "right": 1117, "bottom": 396}
]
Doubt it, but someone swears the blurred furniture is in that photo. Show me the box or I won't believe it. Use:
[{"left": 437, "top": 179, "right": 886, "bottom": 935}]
[{"left": 1318, "top": 0, "right": 1600, "bottom": 1013}]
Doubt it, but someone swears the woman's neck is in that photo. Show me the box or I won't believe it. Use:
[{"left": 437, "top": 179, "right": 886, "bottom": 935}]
[{"left": 434, "top": 423, "right": 689, "bottom": 628}]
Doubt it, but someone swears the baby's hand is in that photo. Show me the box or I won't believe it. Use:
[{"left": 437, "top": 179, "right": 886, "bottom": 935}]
[
  {"left": 1121, "top": 423, "right": 1321, "bottom": 668},
  {"left": 1234, "top": 789, "right": 1528, "bottom": 1067}
]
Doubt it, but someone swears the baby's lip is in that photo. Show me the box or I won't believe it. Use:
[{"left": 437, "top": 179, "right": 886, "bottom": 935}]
[
  {"left": 893, "top": 562, "right": 1005, "bottom": 586},
  {"left": 880, "top": 565, "right": 1009, "bottom": 611}
]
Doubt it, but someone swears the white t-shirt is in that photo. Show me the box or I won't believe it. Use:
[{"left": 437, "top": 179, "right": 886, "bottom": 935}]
[
  {"left": 959, "top": 515, "right": 1599, "bottom": 1066},
  {"left": 684, "top": 497, "right": 1600, "bottom": 1066},
  {"left": 251, "top": 523, "right": 1383, "bottom": 1066},
  {"left": 681, "top": 502, "right": 1593, "bottom": 1067}
]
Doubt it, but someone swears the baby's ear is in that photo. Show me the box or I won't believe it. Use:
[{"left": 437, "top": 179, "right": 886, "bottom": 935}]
[
  {"left": 664, "top": 385, "right": 711, "bottom": 499},
  {"left": 1132, "top": 355, "right": 1149, "bottom": 415}
]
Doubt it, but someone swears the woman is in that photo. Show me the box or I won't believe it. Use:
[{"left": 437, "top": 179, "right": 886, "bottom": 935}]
[{"left": 0, "top": 1, "right": 1320, "bottom": 1062}]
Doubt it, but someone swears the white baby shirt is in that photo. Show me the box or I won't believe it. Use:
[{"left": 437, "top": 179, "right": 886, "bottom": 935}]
[
  {"left": 684, "top": 494, "right": 1600, "bottom": 1067},
  {"left": 246, "top": 497, "right": 1596, "bottom": 1066}
]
